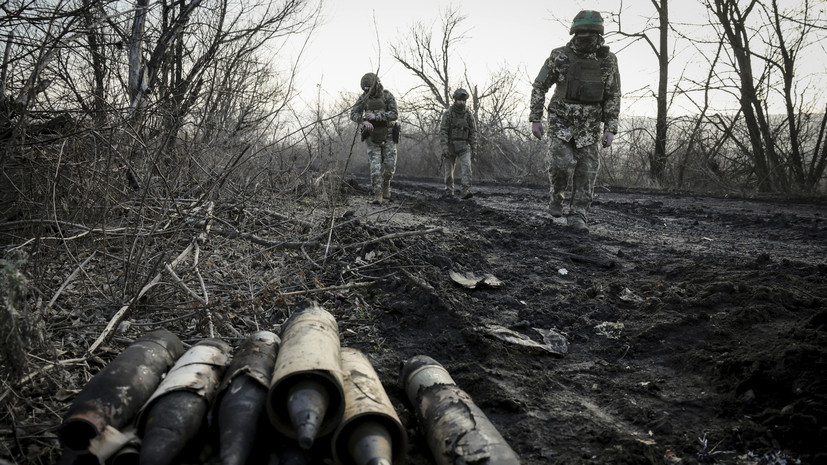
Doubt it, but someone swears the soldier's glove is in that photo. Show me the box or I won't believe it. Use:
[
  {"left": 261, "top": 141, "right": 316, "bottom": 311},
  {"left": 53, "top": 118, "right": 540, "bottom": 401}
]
[
  {"left": 531, "top": 122, "right": 544, "bottom": 140},
  {"left": 364, "top": 112, "right": 377, "bottom": 121},
  {"left": 601, "top": 131, "right": 614, "bottom": 148},
  {"left": 362, "top": 120, "right": 374, "bottom": 131}
]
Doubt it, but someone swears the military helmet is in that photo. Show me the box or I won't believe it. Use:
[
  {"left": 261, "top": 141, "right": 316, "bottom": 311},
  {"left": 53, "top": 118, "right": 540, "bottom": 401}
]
[
  {"left": 360, "top": 73, "right": 378, "bottom": 90},
  {"left": 570, "top": 10, "right": 604, "bottom": 35},
  {"left": 453, "top": 88, "right": 469, "bottom": 100}
]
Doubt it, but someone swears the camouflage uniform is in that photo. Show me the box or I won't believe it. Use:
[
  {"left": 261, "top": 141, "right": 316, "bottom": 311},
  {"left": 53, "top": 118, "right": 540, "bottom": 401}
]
[
  {"left": 350, "top": 75, "right": 398, "bottom": 202},
  {"left": 439, "top": 101, "right": 477, "bottom": 197},
  {"left": 530, "top": 35, "right": 621, "bottom": 223}
]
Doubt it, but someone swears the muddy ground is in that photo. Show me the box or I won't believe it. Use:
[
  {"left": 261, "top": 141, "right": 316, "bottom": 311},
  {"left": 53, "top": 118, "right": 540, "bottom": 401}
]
[
  {"left": 338, "top": 177, "right": 827, "bottom": 465},
  {"left": 2, "top": 176, "right": 826, "bottom": 465}
]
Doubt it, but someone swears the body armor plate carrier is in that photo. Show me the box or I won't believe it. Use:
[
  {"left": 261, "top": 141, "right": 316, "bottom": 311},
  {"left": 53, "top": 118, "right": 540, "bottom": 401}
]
[
  {"left": 553, "top": 50, "right": 605, "bottom": 104},
  {"left": 366, "top": 93, "right": 389, "bottom": 143}
]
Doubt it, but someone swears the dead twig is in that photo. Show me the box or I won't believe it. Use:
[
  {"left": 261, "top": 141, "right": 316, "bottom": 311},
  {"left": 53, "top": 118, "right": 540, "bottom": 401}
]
[
  {"left": 278, "top": 281, "right": 375, "bottom": 297},
  {"left": 209, "top": 224, "right": 318, "bottom": 249},
  {"left": 557, "top": 251, "right": 617, "bottom": 269},
  {"left": 346, "top": 227, "right": 443, "bottom": 250},
  {"left": 44, "top": 251, "right": 97, "bottom": 313},
  {"left": 0, "top": 358, "right": 87, "bottom": 405},
  {"left": 86, "top": 240, "right": 196, "bottom": 355}
]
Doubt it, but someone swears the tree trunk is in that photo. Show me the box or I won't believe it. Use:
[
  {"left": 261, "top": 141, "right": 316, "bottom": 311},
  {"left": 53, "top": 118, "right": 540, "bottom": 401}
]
[
  {"left": 129, "top": 0, "right": 148, "bottom": 106},
  {"left": 712, "top": 0, "right": 786, "bottom": 192},
  {"left": 650, "top": 0, "right": 669, "bottom": 184},
  {"left": 83, "top": 1, "right": 107, "bottom": 125}
]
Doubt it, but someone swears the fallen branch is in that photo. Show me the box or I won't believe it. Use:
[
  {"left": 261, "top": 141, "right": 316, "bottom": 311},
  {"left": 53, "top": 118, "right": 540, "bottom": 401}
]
[
  {"left": 86, "top": 240, "right": 196, "bottom": 355},
  {"left": 44, "top": 251, "right": 97, "bottom": 313},
  {"left": 0, "top": 357, "right": 87, "bottom": 405},
  {"left": 278, "top": 281, "right": 375, "bottom": 297},
  {"left": 210, "top": 224, "right": 320, "bottom": 249},
  {"left": 347, "top": 227, "right": 443, "bottom": 250}
]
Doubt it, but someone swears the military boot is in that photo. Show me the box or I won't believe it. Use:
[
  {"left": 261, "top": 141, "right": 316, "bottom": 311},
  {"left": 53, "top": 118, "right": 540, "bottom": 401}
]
[
  {"left": 460, "top": 186, "right": 473, "bottom": 199},
  {"left": 372, "top": 190, "right": 383, "bottom": 205},
  {"left": 549, "top": 200, "right": 564, "bottom": 218},
  {"left": 566, "top": 214, "right": 588, "bottom": 233},
  {"left": 382, "top": 180, "right": 391, "bottom": 199}
]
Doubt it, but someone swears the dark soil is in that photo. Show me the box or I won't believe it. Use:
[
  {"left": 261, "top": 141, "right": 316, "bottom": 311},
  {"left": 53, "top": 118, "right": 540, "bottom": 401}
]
[
  {"left": 338, "top": 177, "right": 827, "bottom": 465},
  {"left": 2, "top": 176, "right": 826, "bottom": 465}
]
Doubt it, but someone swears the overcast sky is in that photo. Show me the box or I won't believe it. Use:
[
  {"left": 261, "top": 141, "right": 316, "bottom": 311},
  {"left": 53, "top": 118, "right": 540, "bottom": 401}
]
[{"left": 283, "top": 0, "right": 824, "bottom": 118}]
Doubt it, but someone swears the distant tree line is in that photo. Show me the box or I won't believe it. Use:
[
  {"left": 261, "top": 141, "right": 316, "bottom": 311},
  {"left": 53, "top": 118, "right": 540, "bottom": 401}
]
[
  {"left": 383, "top": 2, "right": 827, "bottom": 194},
  {"left": 2, "top": 0, "right": 826, "bottom": 233}
]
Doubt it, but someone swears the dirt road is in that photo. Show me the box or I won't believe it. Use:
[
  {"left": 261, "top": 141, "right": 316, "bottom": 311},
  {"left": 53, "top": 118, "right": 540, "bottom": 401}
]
[{"left": 335, "top": 176, "right": 827, "bottom": 465}]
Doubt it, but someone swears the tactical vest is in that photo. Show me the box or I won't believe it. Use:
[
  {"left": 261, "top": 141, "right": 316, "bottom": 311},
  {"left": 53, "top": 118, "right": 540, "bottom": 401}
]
[
  {"left": 365, "top": 92, "right": 389, "bottom": 143},
  {"left": 449, "top": 110, "right": 471, "bottom": 141},
  {"left": 553, "top": 48, "right": 605, "bottom": 104}
]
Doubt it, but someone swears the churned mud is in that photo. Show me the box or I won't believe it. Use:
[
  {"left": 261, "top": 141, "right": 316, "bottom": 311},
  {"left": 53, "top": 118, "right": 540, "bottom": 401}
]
[
  {"left": 2, "top": 176, "right": 825, "bottom": 465},
  {"left": 337, "top": 177, "right": 827, "bottom": 465}
]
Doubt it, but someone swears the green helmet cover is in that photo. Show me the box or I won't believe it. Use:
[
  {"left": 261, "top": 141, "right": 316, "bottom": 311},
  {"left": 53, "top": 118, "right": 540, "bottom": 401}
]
[
  {"left": 360, "top": 73, "right": 378, "bottom": 90},
  {"left": 570, "top": 10, "right": 604, "bottom": 35},
  {"left": 453, "top": 88, "right": 469, "bottom": 100}
]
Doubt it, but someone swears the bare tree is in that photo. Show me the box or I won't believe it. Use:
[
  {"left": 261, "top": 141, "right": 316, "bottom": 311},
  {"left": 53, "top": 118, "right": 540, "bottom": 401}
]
[
  {"left": 763, "top": 0, "right": 827, "bottom": 190},
  {"left": 613, "top": 0, "right": 671, "bottom": 184},
  {"left": 390, "top": 6, "right": 467, "bottom": 112},
  {"left": 703, "top": 0, "right": 827, "bottom": 192}
]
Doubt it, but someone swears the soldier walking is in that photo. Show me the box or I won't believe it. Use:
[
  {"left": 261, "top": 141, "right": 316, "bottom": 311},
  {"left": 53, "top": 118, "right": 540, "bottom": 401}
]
[
  {"left": 350, "top": 72, "right": 399, "bottom": 204},
  {"left": 439, "top": 88, "right": 477, "bottom": 199},
  {"left": 529, "top": 10, "right": 621, "bottom": 232}
]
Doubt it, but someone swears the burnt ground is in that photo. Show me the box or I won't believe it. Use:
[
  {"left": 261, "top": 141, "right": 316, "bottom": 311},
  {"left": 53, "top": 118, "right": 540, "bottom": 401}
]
[{"left": 2, "top": 175, "right": 826, "bottom": 465}]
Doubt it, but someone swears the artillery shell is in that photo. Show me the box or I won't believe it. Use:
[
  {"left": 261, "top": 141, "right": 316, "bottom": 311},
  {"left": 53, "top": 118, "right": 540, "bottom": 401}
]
[
  {"left": 138, "top": 391, "right": 207, "bottom": 465},
  {"left": 214, "top": 331, "right": 280, "bottom": 465},
  {"left": 332, "top": 348, "right": 406, "bottom": 465},
  {"left": 59, "top": 329, "right": 183, "bottom": 451},
  {"left": 267, "top": 303, "right": 344, "bottom": 447},
  {"left": 137, "top": 338, "right": 231, "bottom": 465},
  {"left": 400, "top": 355, "right": 520, "bottom": 465}
]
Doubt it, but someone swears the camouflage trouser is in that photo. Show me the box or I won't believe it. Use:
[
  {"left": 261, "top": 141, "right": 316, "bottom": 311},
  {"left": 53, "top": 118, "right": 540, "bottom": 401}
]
[
  {"left": 546, "top": 137, "right": 600, "bottom": 220},
  {"left": 366, "top": 139, "right": 397, "bottom": 192},
  {"left": 443, "top": 147, "right": 472, "bottom": 192}
]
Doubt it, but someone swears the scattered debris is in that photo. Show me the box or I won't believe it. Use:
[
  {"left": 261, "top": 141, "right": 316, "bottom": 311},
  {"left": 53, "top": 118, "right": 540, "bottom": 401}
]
[
  {"left": 449, "top": 271, "right": 503, "bottom": 289},
  {"left": 594, "top": 322, "right": 624, "bottom": 339},
  {"left": 474, "top": 325, "right": 568, "bottom": 355},
  {"left": 618, "top": 287, "right": 643, "bottom": 303}
]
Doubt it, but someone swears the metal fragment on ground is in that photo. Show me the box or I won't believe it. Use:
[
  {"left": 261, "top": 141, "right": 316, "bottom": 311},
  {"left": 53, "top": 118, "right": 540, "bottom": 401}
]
[
  {"left": 449, "top": 270, "right": 503, "bottom": 289},
  {"left": 475, "top": 324, "right": 568, "bottom": 355}
]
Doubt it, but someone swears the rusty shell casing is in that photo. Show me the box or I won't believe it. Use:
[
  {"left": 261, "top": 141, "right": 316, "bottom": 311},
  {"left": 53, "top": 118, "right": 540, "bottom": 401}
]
[
  {"left": 217, "top": 376, "right": 268, "bottom": 465},
  {"left": 59, "top": 329, "right": 184, "bottom": 451},
  {"left": 214, "top": 331, "right": 280, "bottom": 465},
  {"left": 399, "top": 355, "right": 521, "bottom": 465},
  {"left": 137, "top": 338, "right": 231, "bottom": 435},
  {"left": 216, "top": 330, "right": 281, "bottom": 402},
  {"left": 267, "top": 303, "right": 345, "bottom": 443},
  {"left": 332, "top": 348, "right": 407, "bottom": 465},
  {"left": 138, "top": 390, "right": 209, "bottom": 465}
]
